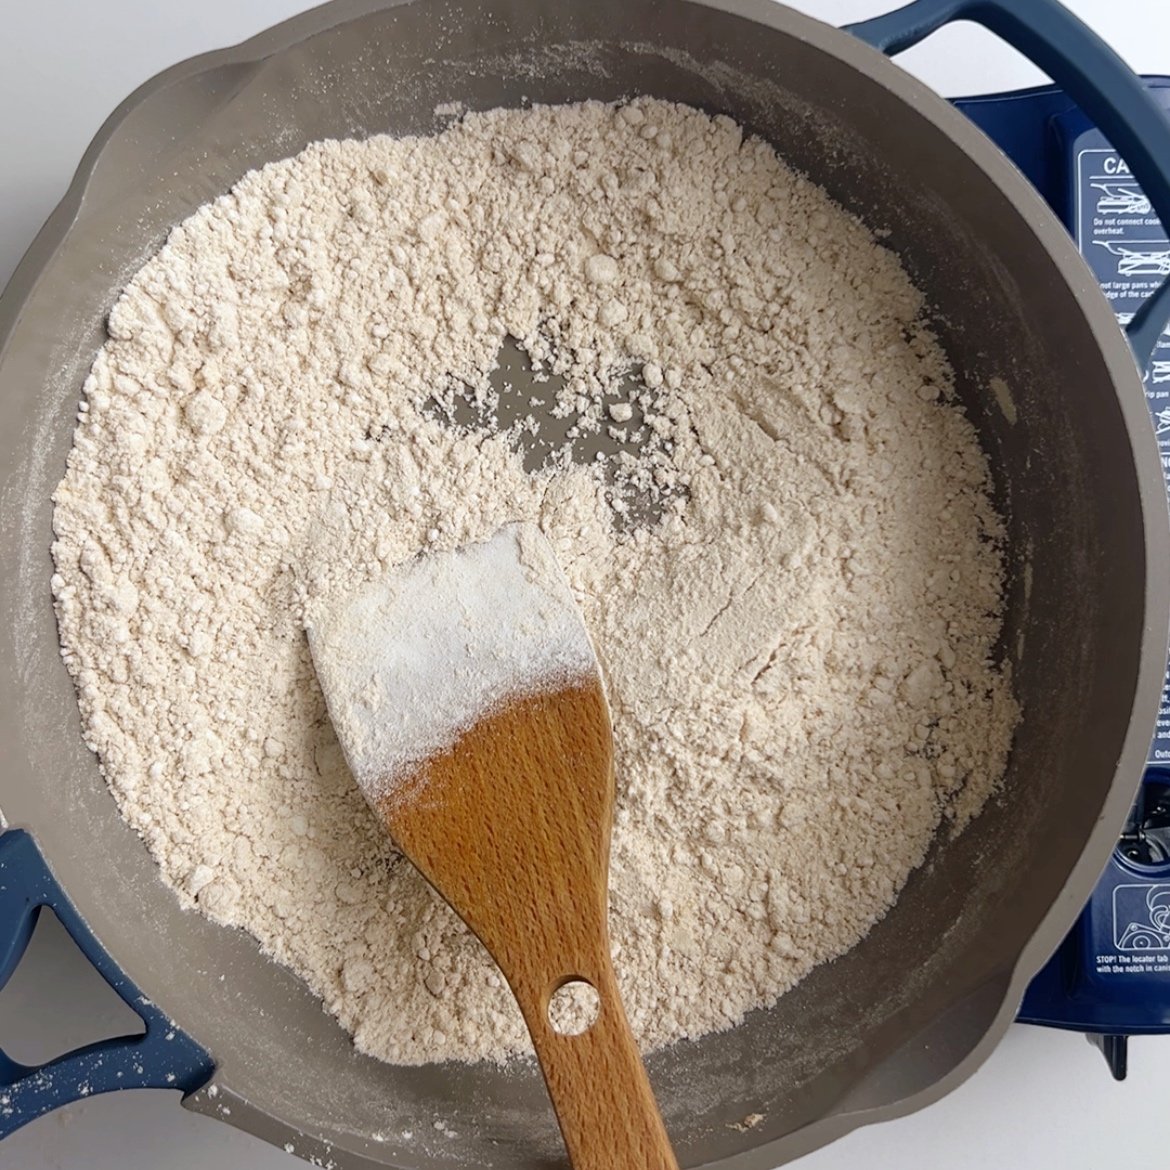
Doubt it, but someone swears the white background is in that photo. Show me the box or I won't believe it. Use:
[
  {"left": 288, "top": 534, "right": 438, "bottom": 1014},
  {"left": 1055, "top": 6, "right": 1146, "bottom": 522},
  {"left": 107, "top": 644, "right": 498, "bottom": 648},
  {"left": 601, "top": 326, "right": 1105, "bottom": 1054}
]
[{"left": 1, "top": 1, "right": 1168, "bottom": 1168}]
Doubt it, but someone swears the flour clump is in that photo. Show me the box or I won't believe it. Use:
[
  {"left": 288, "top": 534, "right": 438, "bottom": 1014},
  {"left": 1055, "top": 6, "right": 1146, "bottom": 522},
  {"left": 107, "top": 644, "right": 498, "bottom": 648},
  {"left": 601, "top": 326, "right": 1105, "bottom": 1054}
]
[{"left": 51, "top": 99, "right": 1018, "bottom": 1065}]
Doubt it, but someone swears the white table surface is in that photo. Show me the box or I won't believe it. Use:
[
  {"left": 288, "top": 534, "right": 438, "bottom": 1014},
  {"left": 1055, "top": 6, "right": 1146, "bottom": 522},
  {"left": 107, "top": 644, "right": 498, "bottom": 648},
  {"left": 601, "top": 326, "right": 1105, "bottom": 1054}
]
[{"left": 1, "top": 1, "right": 1167, "bottom": 1167}]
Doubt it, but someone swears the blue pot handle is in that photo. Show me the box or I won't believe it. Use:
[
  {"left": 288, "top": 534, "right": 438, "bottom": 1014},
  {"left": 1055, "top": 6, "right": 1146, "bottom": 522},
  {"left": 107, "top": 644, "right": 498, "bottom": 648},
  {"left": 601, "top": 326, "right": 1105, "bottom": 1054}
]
[
  {"left": 0, "top": 830, "right": 213, "bottom": 1136},
  {"left": 847, "top": 0, "right": 1170, "bottom": 373}
]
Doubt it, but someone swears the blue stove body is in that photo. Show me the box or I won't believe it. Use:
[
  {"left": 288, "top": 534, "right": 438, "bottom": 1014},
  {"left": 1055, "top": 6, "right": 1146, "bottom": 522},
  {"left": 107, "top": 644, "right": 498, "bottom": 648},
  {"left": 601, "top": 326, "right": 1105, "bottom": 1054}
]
[{"left": 954, "top": 81, "right": 1170, "bottom": 1079}]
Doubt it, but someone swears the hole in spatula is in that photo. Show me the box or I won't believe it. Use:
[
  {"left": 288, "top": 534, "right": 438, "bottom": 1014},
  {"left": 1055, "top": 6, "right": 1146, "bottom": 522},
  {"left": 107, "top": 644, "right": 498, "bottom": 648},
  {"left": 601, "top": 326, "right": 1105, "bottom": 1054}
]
[{"left": 547, "top": 978, "right": 601, "bottom": 1036}]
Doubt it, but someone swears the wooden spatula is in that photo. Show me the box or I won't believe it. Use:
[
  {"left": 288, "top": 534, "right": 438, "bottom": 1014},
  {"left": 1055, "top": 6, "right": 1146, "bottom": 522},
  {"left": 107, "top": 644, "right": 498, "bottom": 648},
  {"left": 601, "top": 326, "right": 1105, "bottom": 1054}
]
[{"left": 305, "top": 523, "right": 679, "bottom": 1170}]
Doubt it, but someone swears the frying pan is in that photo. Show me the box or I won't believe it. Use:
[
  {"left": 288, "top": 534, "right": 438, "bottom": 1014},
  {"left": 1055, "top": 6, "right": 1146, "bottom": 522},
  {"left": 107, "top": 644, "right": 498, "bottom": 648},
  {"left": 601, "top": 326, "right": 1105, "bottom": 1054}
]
[{"left": 2, "top": 0, "right": 1170, "bottom": 1166}]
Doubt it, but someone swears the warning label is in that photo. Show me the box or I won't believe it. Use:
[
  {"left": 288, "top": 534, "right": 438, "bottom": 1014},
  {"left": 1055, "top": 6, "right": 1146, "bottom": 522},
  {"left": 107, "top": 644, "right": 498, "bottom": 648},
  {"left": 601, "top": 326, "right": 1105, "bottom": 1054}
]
[{"left": 1077, "top": 144, "right": 1170, "bottom": 766}]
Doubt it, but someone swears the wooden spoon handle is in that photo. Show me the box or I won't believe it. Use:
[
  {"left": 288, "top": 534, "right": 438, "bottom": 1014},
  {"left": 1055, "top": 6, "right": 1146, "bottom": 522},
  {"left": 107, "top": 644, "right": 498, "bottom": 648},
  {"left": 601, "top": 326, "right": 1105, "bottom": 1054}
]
[{"left": 515, "top": 959, "right": 679, "bottom": 1170}]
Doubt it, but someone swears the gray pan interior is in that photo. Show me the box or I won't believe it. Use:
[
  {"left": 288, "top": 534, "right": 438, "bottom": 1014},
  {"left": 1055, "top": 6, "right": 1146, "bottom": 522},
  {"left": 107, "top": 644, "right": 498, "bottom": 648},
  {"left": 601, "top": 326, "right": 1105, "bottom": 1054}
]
[{"left": 0, "top": 0, "right": 1167, "bottom": 1167}]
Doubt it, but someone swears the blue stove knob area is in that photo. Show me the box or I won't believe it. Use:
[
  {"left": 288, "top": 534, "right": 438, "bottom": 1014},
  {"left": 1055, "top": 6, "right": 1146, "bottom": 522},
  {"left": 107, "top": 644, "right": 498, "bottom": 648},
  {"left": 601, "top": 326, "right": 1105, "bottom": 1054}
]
[
  {"left": 953, "top": 80, "right": 1170, "bottom": 1080},
  {"left": 1018, "top": 772, "right": 1170, "bottom": 1078}
]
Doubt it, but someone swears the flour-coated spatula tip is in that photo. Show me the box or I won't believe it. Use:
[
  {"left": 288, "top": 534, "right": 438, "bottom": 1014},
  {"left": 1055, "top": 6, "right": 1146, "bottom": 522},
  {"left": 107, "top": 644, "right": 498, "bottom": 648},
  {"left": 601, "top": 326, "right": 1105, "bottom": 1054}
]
[{"left": 305, "top": 522, "right": 599, "bottom": 804}]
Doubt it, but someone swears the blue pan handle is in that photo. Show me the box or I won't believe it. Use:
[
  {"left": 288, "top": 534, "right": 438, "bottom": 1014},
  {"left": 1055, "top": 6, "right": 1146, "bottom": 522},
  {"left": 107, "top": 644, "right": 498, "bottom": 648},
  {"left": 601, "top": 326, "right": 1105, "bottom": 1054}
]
[
  {"left": 847, "top": 0, "right": 1170, "bottom": 373},
  {"left": 0, "top": 830, "right": 213, "bottom": 1136}
]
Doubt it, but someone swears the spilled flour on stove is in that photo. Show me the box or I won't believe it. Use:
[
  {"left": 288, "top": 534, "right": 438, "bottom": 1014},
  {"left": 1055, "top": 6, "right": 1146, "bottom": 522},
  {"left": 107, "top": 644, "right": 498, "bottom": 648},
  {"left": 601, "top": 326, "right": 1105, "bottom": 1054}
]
[{"left": 51, "top": 99, "right": 1018, "bottom": 1064}]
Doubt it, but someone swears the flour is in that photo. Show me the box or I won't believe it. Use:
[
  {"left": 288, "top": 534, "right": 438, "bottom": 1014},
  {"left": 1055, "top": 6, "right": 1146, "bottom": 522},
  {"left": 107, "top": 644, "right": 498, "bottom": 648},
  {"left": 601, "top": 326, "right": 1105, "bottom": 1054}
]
[
  {"left": 51, "top": 99, "right": 1018, "bottom": 1065},
  {"left": 305, "top": 524, "right": 596, "bottom": 800}
]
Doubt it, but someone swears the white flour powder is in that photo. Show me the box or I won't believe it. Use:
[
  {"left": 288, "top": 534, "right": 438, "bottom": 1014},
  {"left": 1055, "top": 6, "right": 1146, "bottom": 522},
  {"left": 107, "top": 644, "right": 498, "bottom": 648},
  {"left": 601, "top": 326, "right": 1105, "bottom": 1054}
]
[{"left": 51, "top": 100, "right": 1018, "bottom": 1065}]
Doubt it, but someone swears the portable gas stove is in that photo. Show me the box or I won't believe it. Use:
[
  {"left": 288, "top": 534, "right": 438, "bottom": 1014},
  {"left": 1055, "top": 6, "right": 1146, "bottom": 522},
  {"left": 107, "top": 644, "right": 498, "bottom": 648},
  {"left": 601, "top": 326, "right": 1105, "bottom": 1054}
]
[{"left": 954, "top": 81, "right": 1170, "bottom": 1079}]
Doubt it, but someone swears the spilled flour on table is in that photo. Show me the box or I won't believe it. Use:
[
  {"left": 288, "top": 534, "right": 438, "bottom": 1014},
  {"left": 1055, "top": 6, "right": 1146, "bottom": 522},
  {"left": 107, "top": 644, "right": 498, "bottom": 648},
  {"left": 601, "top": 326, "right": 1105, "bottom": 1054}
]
[{"left": 51, "top": 99, "right": 1018, "bottom": 1064}]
